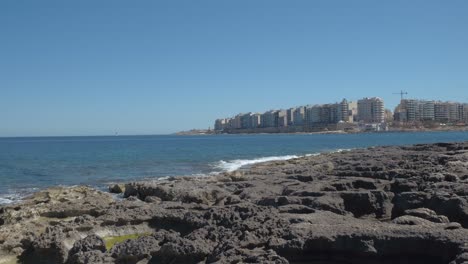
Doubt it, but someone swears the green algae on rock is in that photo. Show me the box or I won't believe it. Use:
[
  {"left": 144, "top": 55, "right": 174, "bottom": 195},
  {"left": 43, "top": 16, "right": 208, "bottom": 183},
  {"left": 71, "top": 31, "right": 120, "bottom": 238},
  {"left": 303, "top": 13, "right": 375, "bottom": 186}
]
[{"left": 103, "top": 233, "right": 151, "bottom": 251}]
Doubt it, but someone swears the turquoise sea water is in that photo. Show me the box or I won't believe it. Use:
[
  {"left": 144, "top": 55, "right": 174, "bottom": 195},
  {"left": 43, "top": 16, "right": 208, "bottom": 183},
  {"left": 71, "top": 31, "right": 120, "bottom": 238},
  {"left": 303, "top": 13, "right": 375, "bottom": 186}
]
[{"left": 1, "top": 131, "right": 468, "bottom": 204}]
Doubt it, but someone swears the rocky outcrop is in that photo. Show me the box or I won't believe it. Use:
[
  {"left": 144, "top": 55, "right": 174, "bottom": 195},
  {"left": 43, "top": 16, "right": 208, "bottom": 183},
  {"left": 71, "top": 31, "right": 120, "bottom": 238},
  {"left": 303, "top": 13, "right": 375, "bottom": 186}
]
[
  {"left": 68, "top": 235, "right": 108, "bottom": 264},
  {"left": 0, "top": 141, "right": 467, "bottom": 263}
]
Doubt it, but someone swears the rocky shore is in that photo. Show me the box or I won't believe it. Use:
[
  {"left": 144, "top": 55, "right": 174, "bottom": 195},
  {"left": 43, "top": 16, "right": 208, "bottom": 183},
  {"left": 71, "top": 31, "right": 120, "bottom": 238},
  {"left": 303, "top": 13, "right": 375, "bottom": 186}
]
[{"left": 1, "top": 142, "right": 468, "bottom": 264}]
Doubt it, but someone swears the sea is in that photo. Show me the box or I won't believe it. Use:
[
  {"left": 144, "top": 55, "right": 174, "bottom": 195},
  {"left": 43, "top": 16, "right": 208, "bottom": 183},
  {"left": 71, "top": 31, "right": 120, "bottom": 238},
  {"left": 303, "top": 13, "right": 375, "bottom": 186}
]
[{"left": 1, "top": 131, "right": 468, "bottom": 205}]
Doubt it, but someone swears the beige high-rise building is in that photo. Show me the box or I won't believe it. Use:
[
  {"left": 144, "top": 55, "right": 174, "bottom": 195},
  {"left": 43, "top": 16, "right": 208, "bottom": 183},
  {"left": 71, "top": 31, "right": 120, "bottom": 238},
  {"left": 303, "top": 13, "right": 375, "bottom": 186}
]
[
  {"left": 348, "top": 101, "right": 358, "bottom": 122},
  {"left": 357, "top": 97, "right": 385, "bottom": 123}
]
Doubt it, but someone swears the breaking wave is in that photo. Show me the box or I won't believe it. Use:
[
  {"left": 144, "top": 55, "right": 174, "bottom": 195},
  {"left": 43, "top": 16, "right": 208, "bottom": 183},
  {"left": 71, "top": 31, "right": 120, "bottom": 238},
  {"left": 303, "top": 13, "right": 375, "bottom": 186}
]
[
  {"left": 214, "top": 155, "right": 301, "bottom": 172},
  {"left": 213, "top": 148, "right": 351, "bottom": 173},
  {"left": 0, "top": 193, "right": 23, "bottom": 205}
]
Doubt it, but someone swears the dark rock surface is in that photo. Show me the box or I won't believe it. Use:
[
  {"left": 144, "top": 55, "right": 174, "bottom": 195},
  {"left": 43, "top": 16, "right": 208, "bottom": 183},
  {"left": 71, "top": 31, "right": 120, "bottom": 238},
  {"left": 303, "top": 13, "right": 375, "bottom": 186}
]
[{"left": 1, "top": 141, "right": 468, "bottom": 263}]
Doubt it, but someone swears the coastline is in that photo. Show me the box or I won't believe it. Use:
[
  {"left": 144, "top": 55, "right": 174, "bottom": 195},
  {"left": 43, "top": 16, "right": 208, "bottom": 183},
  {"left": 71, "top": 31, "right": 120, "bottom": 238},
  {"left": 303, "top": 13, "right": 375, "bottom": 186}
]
[
  {"left": 2, "top": 131, "right": 468, "bottom": 206},
  {"left": 175, "top": 126, "right": 468, "bottom": 136},
  {"left": 1, "top": 141, "right": 468, "bottom": 263}
]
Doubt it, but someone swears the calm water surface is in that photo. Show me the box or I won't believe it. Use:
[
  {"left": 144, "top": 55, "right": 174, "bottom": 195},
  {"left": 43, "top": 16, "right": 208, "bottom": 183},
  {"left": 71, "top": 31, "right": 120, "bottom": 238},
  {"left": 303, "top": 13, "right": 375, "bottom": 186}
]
[{"left": 1, "top": 131, "right": 468, "bottom": 204}]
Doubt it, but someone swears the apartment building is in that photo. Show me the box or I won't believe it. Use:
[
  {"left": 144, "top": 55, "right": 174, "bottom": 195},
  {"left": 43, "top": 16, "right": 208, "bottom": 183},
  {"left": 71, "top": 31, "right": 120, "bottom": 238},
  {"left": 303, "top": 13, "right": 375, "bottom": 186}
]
[
  {"left": 394, "top": 99, "right": 466, "bottom": 124},
  {"left": 214, "top": 118, "right": 230, "bottom": 131},
  {"left": 250, "top": 113, "right": 261, "bottom": 128},
  {"left": 434, "top": 102, "right": 453, "bottom": 123},
  {"left": 229, "top": 115, "right": 242, "bottom": 129},
  {"left": 260, "top": 110, "right": 278, "bottom": 128},
  {"left": 463, "top": 104, "right": 468, "bottom": 123},
  {"left": 348, "top": 101, "right": 358, "bottom": 122},
  {"left": 293, "top": 107, "right": 306, "bottom": 126},
  {"left": 357, "top": 97, "right": 385, "bottom": 123},
  {"left": 286, "top": 108, "right": 295, "bottom": 126},
  {"left": 278, "top": 110, "right": 288, "bottom": 127},
  {"left": 395, "top": 99, "right": 435, "bottom": 122},
  {"left": 303, "top": 99, "right": 351, "bottom": 128}
]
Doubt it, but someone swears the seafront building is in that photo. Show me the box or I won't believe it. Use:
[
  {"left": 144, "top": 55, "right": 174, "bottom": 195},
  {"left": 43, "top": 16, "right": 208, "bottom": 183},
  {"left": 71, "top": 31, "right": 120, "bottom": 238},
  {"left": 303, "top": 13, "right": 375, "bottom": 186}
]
[
  {"left": 208, "top": 97, "right": 468, "bottom": 133},
  {"left": 287, "top": 108, "right": 295, "bottom": 126},
  {"left": 302, "top": 99, "right": 357, "bottom": 128},
  {"left": 250, "top": 113, "right": 261, "bottom": 128},
  {"left": 214, "top": 118, "right": 230, "bottom": 131},
  {"left": 344, "top": 101, "right": 358, "bottom": 123},
  {"left": 394, "top": 99, "right": 466, "bottom": 124},
  {"left": 215, "top": 98, "right": 365, "bottom": 133},
  {"left": 463, "top": 104, "right": 468, "bottom": 123},
  {"left": 357, "top": 97, "right": 385, "bottom": 123},
  {"left": 214, "top": 96, "right": 467, "bottom": 133},
  {"left": 260, "top": 110, "right": 277, "bottom": 128},
  {"left": 293, "top": 107, "right": 306, "bottom": 126},
  {"left": 230, "top": 115, "right": 242, "bottom": 129}
]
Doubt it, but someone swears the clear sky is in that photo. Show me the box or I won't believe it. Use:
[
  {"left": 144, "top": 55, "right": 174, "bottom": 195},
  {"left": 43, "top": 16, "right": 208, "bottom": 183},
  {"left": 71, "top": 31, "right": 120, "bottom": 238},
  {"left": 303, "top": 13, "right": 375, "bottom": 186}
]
[{"left": 1, "top": 0, "right": 467, "bottom": 136}]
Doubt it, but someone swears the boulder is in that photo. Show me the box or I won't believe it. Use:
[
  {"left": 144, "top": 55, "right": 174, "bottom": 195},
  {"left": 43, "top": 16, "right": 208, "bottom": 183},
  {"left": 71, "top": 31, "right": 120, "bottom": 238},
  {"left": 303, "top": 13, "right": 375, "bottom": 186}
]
[
  {"left": 109, "top": 184, "right": 125, "bottom": 194},
  {"left": 68, "top": 235, "right": 106, "bottom": 257},
  {"left": 110, "top": 235, "right": 160, "bottom": 263}
]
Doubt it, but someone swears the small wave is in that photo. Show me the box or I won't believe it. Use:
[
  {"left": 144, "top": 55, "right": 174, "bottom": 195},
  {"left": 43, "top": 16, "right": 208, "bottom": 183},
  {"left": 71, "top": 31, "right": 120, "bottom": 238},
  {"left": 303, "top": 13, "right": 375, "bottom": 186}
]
[
  {"left": 214, "top": 155, "right": 300, "bottom": 172},
  {"left": 0, "top": 197, "right": 14, "bottom": 204},
  {"left": 0, "top": 194, "right": 22, "bottom": 205},
  {"left": 0, "top": 188, "right": 39, "bottom": 205},
  {"left": 334, "top": 148, "right": 352, "bottom": 153},
  {"left": 213, "top": 148, "right": 354, "bottom": 173}
]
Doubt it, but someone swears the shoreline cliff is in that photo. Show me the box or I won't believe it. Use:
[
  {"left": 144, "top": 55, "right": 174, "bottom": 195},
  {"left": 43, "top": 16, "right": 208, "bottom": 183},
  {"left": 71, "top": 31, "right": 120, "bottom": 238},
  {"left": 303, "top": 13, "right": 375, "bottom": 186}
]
[{"left": 1, "top": 142, "right": 468, "bottom": 263}]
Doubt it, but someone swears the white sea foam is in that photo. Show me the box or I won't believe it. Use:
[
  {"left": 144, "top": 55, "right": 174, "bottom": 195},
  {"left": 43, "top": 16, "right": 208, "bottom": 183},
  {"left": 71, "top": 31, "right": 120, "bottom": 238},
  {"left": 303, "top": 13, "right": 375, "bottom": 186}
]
[
  {"left": 215, "top": 155, "right": 300, "bottom": 172},
  {"left": 0, "top": 188, "right": 39, "bottom": 205},
  {"left": 0, "top": 197, "right": 14, "bottom": 204},
  {"left": 0, "top": 194, "right": 21, "bottom": 205},
  {"left": 335, "top": 148, "right": 352, "bottom": 153},
  {"left": 213, "top": 148, "right": 354, "bottom": 173}
]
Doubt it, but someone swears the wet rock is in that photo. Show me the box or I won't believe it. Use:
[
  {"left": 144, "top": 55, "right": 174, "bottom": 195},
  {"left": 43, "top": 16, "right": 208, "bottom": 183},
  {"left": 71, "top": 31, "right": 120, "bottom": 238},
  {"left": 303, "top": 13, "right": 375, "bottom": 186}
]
[{"left": 109, "top": 184, "right": 125, "bottom": 194}]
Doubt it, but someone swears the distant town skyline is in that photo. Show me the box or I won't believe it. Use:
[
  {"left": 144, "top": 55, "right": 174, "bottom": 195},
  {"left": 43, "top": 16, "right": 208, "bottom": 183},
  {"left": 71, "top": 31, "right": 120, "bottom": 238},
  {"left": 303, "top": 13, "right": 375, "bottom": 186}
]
[
  {"left": 214, "top": 96, "right": 468, "bottom": 134},
  {"left": 1, "top": 0, "right": 467, "bottom": 137}
]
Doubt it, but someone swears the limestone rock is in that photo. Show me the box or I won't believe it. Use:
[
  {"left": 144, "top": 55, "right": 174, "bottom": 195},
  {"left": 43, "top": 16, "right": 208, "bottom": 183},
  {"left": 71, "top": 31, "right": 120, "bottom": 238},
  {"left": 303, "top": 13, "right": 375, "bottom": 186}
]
[{"left": 1, "top": 142, "right": 468, "bottom": 263}]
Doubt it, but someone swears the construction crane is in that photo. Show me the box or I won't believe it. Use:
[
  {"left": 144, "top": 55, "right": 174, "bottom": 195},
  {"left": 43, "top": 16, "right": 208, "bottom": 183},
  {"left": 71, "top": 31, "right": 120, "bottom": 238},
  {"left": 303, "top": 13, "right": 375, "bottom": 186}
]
[{"left": 393, "top": 90, "right": 408, "bottom": 100}]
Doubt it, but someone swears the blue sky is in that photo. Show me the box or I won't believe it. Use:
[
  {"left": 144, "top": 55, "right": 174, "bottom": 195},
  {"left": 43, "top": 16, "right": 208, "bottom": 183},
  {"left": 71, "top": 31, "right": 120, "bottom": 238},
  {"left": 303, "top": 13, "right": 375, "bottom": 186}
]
[{"left": 1, "top": 0, "right": 467, "bottom": 136}]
